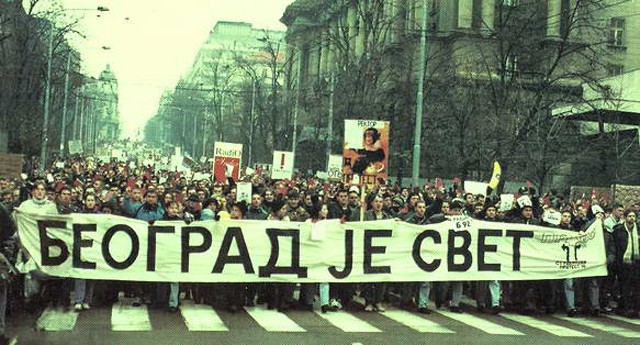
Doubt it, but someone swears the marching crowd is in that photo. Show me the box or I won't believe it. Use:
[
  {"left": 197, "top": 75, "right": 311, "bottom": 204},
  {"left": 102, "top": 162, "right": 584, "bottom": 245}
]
[{"left": 0, "top": 154, "right": 639, "bottom": 343}]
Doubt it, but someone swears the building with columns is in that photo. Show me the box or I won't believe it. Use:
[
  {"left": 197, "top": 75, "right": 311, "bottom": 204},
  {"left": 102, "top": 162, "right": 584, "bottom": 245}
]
[
  {"left": 79, "top": 64, "right": 120, "bottom": 153},
  {"left": 280, "top": 0, "right": 639, "bottom": 184}
]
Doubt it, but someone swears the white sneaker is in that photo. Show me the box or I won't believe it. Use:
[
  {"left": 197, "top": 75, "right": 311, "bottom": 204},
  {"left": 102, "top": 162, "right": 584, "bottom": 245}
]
[
  {"left": 364, "top": 304, "right": 374, "bottom": 312},
  {"left": 374, "top": 303, "right": 386, "bottom": 312},
  {"left": 74, "top": 303, "right": 83, "bottom": 312},
  {"left": 82, "top": 303, "right": 91, "bottom": 310}
]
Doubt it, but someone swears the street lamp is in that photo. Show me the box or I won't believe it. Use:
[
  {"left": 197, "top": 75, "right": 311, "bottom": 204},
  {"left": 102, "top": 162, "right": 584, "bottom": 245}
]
[
  {"left": 257, "top": 37, "right": 302, "bottom": 161},
  {"left": 39, "top": 6, "right": 109, "bottom": 174}
]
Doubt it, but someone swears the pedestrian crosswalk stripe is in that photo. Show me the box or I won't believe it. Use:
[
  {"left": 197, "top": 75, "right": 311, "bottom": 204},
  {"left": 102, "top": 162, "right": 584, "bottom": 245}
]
[
  {"left": 111, "top": 301, "right": 152, "bottom": 331},
  {"left": 380, "top": 309, "right": 455, "bottom": 333},
  {"left": 605, "top": 314, "right": 640, "bottom": 326},
  {"left": 316, "top": 311, "right": 382, "bottom": 333},
  {"left": 314, "top": 310, "right": 382, "bottom": 332},
  {"left": 554, "top": 316, "right": 640, "bottom": 338},
  {"left": 500, "top": 313, "right": 592, "bottom": 337},
  {"left": 243, "top": 305, "right": 306, "bottom": 332},
  {"left": 35, "top": 307, "right": 78, "bottom": 331},
  {"left": 436, "top": 310, "right": 524, "bottom": 335},
  {"left": 179, "top": 300, "right": 228, "bottom": 331}
]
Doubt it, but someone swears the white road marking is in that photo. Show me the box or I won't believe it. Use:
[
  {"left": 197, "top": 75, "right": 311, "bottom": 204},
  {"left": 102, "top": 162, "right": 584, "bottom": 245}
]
[
  {"left": 314, "top": 310, "right": 382, "bottom": 332},
  {"left": 111, "top": 301, "right": 152, "bottom": 331},
  {"left": 179, "top": 300, "right": 228, "bottom": 331},
  {"left": 605, "top": 314, "right": 640, "bottom": 326},
  {"left": 501, "top": 313, "right": 592, "bottom": 337},
  {"left": 555, "top": 316, "right": 640, "bottom": 338},
  {"left": 436, "top": 310, "right": 524, "bottom": 335},
  {"left": 35, "top": 307, "right": 78, "bottom": 331},
  {"left": 243, "top": 305, "right": 306, "bottom": 332},
  {"left": 380, "top": 309, "right": 455, "bottom": 333}
]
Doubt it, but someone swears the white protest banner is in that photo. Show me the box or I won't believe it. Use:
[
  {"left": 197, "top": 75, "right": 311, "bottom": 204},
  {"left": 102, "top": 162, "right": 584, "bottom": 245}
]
[
  {"left": 327, "top": 155, "right": 343, "bottom": 181},
  {"left": 236, "top": 182, "right": 252, "bottom": 203},
  {"left": 213, "top": 142, "right": 243, "bottom": 182},
  {"left": 271, "top": 151, "right": 294, "bottom": 180},
  {"left": 15, "top": 210, "right": 606, "bottom": 283},
  {"left": 499, "top": 194, "right": 514, "bottom": 212},
  {"left": 464, "top": 181, "right": 488, "bottom": 197}
]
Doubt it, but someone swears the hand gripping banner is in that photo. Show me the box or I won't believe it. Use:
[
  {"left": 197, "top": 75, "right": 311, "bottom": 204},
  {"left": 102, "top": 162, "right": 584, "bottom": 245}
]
[{"left": 14, "top": 210, "right": 607, "bottom": 283}]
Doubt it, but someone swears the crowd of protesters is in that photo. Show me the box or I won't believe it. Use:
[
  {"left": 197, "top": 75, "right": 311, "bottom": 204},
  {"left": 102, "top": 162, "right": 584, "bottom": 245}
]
[{"left": 0, "top": 153, "right": 639, "bottom": 342}]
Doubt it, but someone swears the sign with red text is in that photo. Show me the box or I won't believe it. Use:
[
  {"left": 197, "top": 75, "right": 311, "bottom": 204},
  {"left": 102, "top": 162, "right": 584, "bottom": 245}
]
[
  {"left": 271, "top": 151, "right": 294, "bottom": 180},
  {"left": 213, "top": 142, "right": 243, "bottom": 182}
]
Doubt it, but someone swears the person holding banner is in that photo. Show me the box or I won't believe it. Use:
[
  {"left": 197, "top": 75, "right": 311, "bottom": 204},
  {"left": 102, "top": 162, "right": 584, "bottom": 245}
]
[
  {"left": 405, "top": 200, "right": 432, "bottom": 314},
  {"left": 474, "top": 203, "right": 502, "bottom": 314},
  {"left": 362, "top": 194, "right": 391, "bottom": 312},
  {"left": 265, "top": 199, "right": 294, "bottom": 312},
  {"left": 132, "top": 190, "right": 165, "bottom": 307},
  {"left": 224, "top": 201, "right": 249, "bottom": 313},
  {"left": 434, "top": 199, "right": 465, "bottom": 313},
  {"left": 307, "top": 200, "right": 339, "bottom": 313},
  {"left": 611, "top": 210, "right": 640, "bottom": 318}
]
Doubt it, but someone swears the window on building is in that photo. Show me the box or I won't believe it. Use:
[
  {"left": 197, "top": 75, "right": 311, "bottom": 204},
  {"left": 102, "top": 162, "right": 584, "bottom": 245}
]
[
  {"left": 608, "top": 17, "right": 625, "bottom": 47},
  {"left": 606, "top": 64, "right": 624, "bottom": 76},
  {"left": 428, "top": 0, "right": 439, "bottom": 32},
  {"left": 471, "top": 0, "right": 483, "bottom": 30},
  {"left": 505, "top": 53, "right": 519, "bottom": 77}
]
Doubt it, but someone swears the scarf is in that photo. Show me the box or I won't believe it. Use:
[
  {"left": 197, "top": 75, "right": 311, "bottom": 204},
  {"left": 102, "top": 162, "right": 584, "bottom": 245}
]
[{"left": 623, "top": 222, "right": 639, "bottom": 263}]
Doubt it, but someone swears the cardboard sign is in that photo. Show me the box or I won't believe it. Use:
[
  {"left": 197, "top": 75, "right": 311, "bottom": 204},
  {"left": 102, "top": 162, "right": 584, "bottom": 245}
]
[
  {"left": 213, "top": 142, "right": 243, "bottom": 182},
  {"left": 342, "top": 119, "right": 390, "bottom": 185},
  {"left": 499, "top": 194, "right": 514, "bottom": 212},
  {"left": 236, "top": 182, "right": 252, "bottom": 204},
  {"left": 542, "top": 210, "right": 562, "bottom": 226},
  {"left": 517, "top": 195, "right": 532, "bottom": 208},
  {"left": 464, "top": 181, "right": 488, "bottom": 197},
  {"left": 327, "top": 154, "right": 343, "bottom": 181},
  {"left": 271, "top": 151, "right": 294, "bottom": 180}
]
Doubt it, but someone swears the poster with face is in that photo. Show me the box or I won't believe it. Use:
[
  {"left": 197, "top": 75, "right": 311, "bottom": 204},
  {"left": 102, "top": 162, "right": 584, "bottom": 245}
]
[
  {"left": 342, "top": 120, "right": 390, "bottom": 185},
  {"left": 213, "top": 142, "right": 243, "bottom": 182}
]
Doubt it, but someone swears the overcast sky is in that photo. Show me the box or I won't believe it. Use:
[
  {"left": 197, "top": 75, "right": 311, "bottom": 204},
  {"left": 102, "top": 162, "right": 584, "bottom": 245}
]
[{"left": 57, "top": 0, "right": 293, "bottom": 138}]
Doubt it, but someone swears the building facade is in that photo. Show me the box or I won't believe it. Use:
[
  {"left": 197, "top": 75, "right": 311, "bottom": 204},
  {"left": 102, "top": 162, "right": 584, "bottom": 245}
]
[{"left": 279, "top": 0, "right": 640, "bottom": 185}]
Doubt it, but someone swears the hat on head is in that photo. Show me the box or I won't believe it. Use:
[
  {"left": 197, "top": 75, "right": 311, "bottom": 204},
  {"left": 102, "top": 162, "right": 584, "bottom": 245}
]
[{"left": 450, "top": 198, "right": 465, "bottom": 210}]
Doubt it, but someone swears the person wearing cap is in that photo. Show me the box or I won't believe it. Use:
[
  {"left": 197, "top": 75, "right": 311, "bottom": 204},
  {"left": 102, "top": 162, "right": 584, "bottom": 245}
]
[
  {"left": 433, "top": 198, "right": 465, "bottom": 313},
  {"left": 474, "top": 203, "right": 502, "bottom": 314},
  {"left": 611, "top": 210, "right": 640, "bottom": 317},
  {"left": 509, "top": 200, "right": 543, "bottom": 315},
  {"left": 285, "top": 190, "right": 309, "bottom": 222},
  {"left": 345, "top": 187, "right": 362, "bottom": 221}
]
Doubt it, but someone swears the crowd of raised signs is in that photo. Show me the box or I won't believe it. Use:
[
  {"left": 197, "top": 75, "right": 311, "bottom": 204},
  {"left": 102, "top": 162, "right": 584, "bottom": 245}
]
[{"left": 1, "top": 154, "right": 639, "bottom": 319}]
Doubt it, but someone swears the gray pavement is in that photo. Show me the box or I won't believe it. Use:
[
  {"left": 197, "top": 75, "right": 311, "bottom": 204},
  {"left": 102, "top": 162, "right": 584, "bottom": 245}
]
[{"left": 7, "top": 301, "right": 640, "bottom": 345}]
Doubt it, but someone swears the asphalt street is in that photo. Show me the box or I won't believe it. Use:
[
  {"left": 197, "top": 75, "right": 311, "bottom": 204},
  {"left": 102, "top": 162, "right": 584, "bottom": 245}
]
[{"left": 6, "top": 297, "right": 640, "bottom": 345}]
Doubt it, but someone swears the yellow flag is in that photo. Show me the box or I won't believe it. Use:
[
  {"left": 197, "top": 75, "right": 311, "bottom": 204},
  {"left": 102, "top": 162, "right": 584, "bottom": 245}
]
[{"left": 489, "top": 161, "right": 502, "bottom": 190}]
